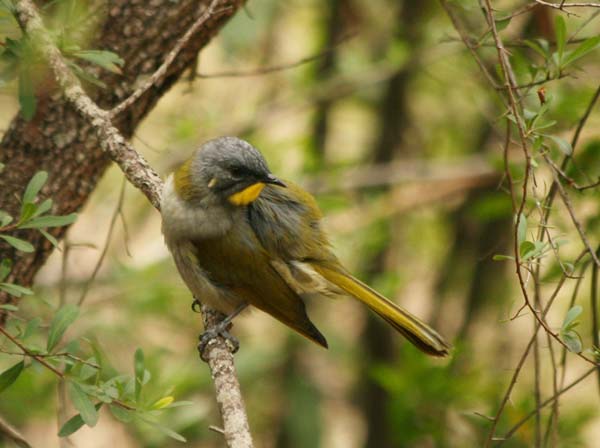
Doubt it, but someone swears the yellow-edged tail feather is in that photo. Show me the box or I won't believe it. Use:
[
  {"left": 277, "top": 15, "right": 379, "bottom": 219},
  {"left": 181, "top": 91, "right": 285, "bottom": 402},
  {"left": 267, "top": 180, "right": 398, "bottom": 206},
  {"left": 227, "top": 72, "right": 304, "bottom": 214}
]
[{"left": 314, "top": 266, "right": 451, "bottom": 357}]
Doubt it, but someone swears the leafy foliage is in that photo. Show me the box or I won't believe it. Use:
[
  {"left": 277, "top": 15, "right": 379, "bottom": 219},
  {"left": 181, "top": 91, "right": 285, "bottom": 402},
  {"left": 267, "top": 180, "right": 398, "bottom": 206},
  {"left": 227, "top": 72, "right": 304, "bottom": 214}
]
[
  {"left": 0, "top": 1, "right": 124, "bottom": 120},
  {"left": 0, "top": 170, "right": 188, "bottom": 442}
]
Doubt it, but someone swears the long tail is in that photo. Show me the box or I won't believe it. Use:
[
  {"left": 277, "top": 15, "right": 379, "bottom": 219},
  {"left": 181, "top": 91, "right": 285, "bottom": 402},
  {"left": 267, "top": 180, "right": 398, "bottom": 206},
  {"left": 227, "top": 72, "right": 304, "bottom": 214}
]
[{"left": 314, "top": 266, "right": 451, "bottom": 357}]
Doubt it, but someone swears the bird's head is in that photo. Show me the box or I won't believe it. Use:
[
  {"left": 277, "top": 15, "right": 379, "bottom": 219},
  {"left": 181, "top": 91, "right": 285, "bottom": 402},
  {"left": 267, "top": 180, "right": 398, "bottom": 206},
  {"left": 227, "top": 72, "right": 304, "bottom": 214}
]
[{"left": 173, "top": 136, "right": 285, "bottom": 206}]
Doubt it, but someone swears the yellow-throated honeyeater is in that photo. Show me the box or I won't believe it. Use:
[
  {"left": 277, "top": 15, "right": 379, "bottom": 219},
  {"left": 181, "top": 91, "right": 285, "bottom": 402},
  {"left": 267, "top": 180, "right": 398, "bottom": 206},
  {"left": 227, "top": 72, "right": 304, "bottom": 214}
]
[{"left": 161, "top": 137, "right": 450, "bottom": 356}]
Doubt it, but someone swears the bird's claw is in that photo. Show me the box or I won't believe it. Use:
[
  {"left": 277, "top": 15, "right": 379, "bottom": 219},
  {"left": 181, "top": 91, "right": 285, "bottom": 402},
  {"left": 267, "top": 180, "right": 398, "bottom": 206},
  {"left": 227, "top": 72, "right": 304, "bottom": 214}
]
[
  {"left": 191, "top": 297, "right": 202, "bottom": 313},
  {"left": 197, "top": 321, "right": 240, "bottom": 362}
]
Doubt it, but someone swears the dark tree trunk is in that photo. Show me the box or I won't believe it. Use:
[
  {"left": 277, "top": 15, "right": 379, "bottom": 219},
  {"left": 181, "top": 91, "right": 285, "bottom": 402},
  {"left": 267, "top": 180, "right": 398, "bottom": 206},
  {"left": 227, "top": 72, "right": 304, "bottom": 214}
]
[
  {"left": 309, "top": 0, "right": 353, "bottom": 166},
  {"left": 0, "top": 0, "right": 244, "bottom": 312},
  {"left": 358, "top": 2, "right": 433, "bottom": 447}
]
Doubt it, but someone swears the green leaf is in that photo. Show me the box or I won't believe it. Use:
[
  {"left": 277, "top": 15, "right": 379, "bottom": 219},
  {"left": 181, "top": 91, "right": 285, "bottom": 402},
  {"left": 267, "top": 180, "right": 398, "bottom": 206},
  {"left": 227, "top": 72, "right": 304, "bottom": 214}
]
[
  {"left": 138, "top": 417, "right": 187, "bottom": 443},
  {"left": 134, "top": 348, "right": 144, "bottom": 401},
  {"left": 68, "top": 382, "right": 99, "bottom": 427},
  {"left": 562, "top": 305, "right": 583, "bottom": 330},
  {"left": 516, "top": 213, "right": 527, "bottom": 245},
  {"left": 66, "top": 60, "right": 107, "bottom": 88},
  {"left": 532, "top": 120, "right": 557, "bottom": 132},
  {"left": 18, "top": 66, "right": 36, "bottom": 120},
  {"left": 32, "top": 198, "right": 53, "bottom": 217},
  {"left": 19, "top": 202, "right": 37, "bottom": 224},
  {"left": 96, "top": 381, "right": 118, "bottom": 402},
  {"left": 543, "top": 134, "right": 573, "bottom": 156},
  {"left": 58, "top": 403, "right": 102, "bottom": 437},
  {"left": 563, "top": 36, "right": 600, "bottom": 67},
  {"left": 561, "top": 330, "right": 582, "bottom": 353},
  {"left": 555, "top": 15, "right": 567, "bottom": 61},
  {"left": 0, "top": 211, "right": 13, "bottom": 227},
  {"left": 493, "top": 254, "right": 514, "bottom": 261},
  {"left": 0, "top": 0, "right": 15, "bottom": 14},
  {"left": 0, "top": 258, "right": 12, "bottom": 282},
  {"left": 19, "top": 213, "right": 77, "bottom": 229},
  {"left": 39, "top": 229, "right": 59, "bottom": 248},
  {"left": 22, "top": 171, "right": 48, "bottom": 205},
  {"left": 0, "top": 235, "right": 34, "bottom": 252},
  {"left": 0, "top": 282, "right": 33, "bottom": 297},
  {"left": 47, "top": 304, "right": 79, "bottom": 352},
  {"left": 151, "top": 396, "right": 174, "bottom": 410},
  {"left": 79, "top": 358, "right": 98, "bottom": 381},
  {"left": 109, "top": 404, "right": 133, "bottom": 423},
  {"left": 495, "top": 16, "right": 511, "bottom": 32},
  {"left": 524, "top": 39, "right": 549, "bottom": 59},
  {"left": 0, "top": 304, "right": 18, "bottom": 311},
  {"left": 0, "top": 361, "right": 24, "bottom": 394},
  {"left": 73, "top": 50, "right": 124, "bottom": 74},
  {"left": 519, "top": 241, "right": 535, "bottom": 259},
  {"left": 162, "top": 400, "right": 194, "bottom": 409},
  {"left": 22, "top": 317, "right": 41, "bottom": 340}
]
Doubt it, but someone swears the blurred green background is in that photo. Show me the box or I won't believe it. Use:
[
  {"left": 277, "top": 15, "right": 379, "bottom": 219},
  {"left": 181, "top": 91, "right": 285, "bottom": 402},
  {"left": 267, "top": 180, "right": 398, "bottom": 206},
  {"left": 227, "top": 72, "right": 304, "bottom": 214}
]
[{"left": 2, "top": 0, "right": 600, "bottom": 446}]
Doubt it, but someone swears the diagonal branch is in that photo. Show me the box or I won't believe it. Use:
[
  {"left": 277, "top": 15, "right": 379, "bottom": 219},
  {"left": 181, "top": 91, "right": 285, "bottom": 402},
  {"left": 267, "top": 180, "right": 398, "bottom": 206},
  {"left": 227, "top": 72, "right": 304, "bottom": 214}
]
[
  {"left": 535, "top": 0, "right": 600, "bottom": 9},
  {"left": 109, "top": 0, "right": 226, "bottom": 117},
  {"left": 0, "top": 414, "right": 32, "bottom": 448},
  {"left": 12, "top": 1, "right": 252, "bottom": 446}
]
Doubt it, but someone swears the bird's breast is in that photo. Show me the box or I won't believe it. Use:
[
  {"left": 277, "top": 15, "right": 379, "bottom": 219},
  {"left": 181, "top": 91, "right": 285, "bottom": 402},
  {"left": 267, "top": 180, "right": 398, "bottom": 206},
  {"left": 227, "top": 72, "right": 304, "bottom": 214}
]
[{"left": 161, "top": 175, "right": 234, "bottom": 242}]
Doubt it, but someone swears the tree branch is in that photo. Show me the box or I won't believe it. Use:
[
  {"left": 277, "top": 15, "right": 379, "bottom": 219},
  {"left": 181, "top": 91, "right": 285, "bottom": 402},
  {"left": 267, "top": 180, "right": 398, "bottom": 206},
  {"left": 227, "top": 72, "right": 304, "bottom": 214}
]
[
  {"left": 12, "top": 0, "right": 252, "bottom": 445},
  {"left": 535, "top": 0, "right": 600, "bottom": 10},
  {"left": 0, "top": 414, "right": 32, "bottom": 448},
  {"left": 109, "top": 0, "right": 227, "bottom": 116}
]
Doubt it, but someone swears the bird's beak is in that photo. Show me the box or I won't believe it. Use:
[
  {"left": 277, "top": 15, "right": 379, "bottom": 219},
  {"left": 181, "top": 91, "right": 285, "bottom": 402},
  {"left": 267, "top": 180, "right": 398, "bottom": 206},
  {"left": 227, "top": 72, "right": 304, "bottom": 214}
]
[{"left": 264, "top": 173, "right": 286, "bottom": 188}]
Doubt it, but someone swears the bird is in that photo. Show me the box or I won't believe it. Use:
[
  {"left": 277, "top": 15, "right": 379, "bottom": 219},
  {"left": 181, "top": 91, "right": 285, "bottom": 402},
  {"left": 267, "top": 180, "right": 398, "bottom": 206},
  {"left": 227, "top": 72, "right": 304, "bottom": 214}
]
[{"left": 161, "top": 136, "right": 450, "bottom": 357}]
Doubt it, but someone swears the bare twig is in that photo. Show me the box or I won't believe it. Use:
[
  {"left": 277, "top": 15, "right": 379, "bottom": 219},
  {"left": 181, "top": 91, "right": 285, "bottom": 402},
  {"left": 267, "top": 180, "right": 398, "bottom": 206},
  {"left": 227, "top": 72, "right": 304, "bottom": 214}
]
[
  {"left": 498, "top": 367, "right": 596, "bottom": 444},
  {"left": 58, "top": 239, "right": 71, "bottom": 447},
  {"left": 197, "top": 34, "right": 354, "bottom": 78},
  {"left": 540, "top": 84, "right": 600, "bottom": 225},
  {"left": 533, "top": 282, "right": 543, "bottom": 447},
  {"left": 0, "top": 349, "right": 100, "bottom": 368},
  {"left": 13, "top": 0, "right": 252, "bottom": 445},
  {"left": 546, "top": 258, "right": 591, "bottom": 440},
  {"left": 0, "top": 414, "right": 32, "bottom": 448},
  {"left": 484, "top": 250, "right": 588, "bottom": 444},
  {"left": 201, "top": 306, "right": 253, "bottom": 448},
  {"left": 0, "top": 325, "right": 63, "bottom": 376},
  {"left": 0, "top": 324, "right": 135, "bottom": 411},
  {"left": 304, "top": 155, "right": 496, "bottom": 194},
  {"left": 109, "top": 0, "right": 226, "bottom": 116},
  {"left": 544, "top": 330, "right": 559, "bottom": 448},
  {"left": 438, "top": 0, "right": 500, "bottom": 89},
  {"left": 592, "top": 245, "right": 600, "bottom": 393},
  {"left": 547, "top": 163, "right": 600, "bottom": 267},
  {"left": 482, "top": 8, "right": 600, "bottom": 431},
  {"left": 535, "top": 0, "right": 600, "bottom": 9},
  {"left": 481, "top": 0, "right": 552, "bottom": 387},
  {"left": 571, "top": 84, "right": 600, "bottom": 150},
  {"left": 77, "top": 177, "right": 126, "bottom": 306}
]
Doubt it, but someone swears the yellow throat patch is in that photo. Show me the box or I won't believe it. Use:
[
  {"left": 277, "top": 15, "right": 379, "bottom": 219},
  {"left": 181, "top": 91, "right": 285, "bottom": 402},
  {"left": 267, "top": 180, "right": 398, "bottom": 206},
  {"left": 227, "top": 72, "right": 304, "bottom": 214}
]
[{"left": 228, "top": 182, "right": 265, "bottom": 206}]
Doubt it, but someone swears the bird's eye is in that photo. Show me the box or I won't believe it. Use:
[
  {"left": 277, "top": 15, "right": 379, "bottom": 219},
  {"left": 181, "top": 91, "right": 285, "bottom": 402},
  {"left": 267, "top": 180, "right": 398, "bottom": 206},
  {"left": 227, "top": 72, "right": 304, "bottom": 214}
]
[{"left": 230, "top": 166, "right": 244, "bottom": 177}]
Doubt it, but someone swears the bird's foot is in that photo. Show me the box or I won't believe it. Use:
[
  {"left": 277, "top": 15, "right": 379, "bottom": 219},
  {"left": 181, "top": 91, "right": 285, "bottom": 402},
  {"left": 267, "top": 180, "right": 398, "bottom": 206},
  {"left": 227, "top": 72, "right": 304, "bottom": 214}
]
[
  {"left": 198, "top": 323, "right": 240, "bottom": 362},
  {"left": 191, "top": 297, "right": 202, "bottom": 313},
  {"left": 197, "top": 303, "right": 248, "bottom": 362}
]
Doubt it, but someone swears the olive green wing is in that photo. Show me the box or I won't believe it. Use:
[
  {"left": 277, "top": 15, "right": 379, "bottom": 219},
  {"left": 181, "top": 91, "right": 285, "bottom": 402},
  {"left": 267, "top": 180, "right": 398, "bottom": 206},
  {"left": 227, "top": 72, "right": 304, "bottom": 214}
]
[
  {"left": 191, "top": 222, "right": 328, "bottom": 348},
  {"left": 249, "top": 182, "right": 337, "bottom": 262},
  {"left": 249, "top": 182, "right": 346, "bottom": 299},
  {"left": 249, "top": 183, "right": 451, "bottom": 356}
]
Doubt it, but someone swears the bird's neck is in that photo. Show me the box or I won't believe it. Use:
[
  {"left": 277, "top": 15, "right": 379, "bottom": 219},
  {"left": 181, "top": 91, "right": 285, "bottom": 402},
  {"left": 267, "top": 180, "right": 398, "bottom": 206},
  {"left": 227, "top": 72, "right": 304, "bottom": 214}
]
[{"left": 161, "top": 176, "right": 238, "bottom": 242}]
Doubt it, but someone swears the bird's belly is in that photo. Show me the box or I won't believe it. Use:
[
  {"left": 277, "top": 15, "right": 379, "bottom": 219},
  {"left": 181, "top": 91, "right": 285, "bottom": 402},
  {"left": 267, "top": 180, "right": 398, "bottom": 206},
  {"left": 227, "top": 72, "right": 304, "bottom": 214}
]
[
  {"left": 168, "top": 239, "right": 245, "bottom": 315},
  {"left": 194, "top": 236, "right": 255, "bottom": 287}
]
